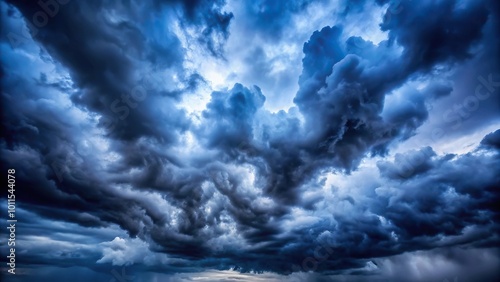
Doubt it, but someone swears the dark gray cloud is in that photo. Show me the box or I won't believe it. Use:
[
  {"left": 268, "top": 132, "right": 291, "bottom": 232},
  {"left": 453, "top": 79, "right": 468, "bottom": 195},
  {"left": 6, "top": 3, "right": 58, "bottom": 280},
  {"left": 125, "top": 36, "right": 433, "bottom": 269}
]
[
  {"left": 164, "top": 0, "right": 234, "bottom": 57},
  {"left": 1, "top": 0, "right": 499, "bottom": 281},
  {"left": 201, "top": 83, "right": 265, "bottom": 151},
  {"left": 380, "top": 0, "right": 489, "bottom": 72},
  {"left": 481, "top": 129, "right": 500, "bottom": 150}
]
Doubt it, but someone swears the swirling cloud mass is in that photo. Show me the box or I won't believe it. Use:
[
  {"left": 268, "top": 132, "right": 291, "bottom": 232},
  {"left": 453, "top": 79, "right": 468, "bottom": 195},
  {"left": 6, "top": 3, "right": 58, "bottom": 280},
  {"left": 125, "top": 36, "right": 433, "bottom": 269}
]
[{"left": 1, "top": 0, "right": 499, "bottom": 281}]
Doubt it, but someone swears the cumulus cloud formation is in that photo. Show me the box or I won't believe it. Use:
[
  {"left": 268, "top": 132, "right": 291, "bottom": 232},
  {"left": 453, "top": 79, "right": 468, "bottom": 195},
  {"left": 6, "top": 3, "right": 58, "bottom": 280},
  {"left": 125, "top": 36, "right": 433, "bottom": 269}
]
[{"left": 1, "top": 0, "right": 499, "bottom": 281}]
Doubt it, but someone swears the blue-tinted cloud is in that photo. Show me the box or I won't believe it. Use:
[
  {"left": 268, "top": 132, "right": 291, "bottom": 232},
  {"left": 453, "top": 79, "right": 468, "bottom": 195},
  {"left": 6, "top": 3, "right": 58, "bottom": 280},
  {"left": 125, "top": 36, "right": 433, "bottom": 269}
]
[{"left": 1, "top": 0, "right": 499, "bottom": 281}]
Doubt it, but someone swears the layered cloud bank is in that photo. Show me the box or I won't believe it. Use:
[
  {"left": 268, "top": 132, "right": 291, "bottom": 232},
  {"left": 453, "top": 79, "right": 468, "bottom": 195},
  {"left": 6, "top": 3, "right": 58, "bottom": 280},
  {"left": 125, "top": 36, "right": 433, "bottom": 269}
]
[{"left": 1, "top": 0, "right": 499, "bottom": 281}]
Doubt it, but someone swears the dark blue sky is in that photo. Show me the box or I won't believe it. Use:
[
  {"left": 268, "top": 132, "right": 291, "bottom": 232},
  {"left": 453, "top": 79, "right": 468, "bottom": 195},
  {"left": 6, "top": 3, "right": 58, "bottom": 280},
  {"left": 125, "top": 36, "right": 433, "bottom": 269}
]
[{"left": 1, "top": 0, "right": 499, "bottom": 281}]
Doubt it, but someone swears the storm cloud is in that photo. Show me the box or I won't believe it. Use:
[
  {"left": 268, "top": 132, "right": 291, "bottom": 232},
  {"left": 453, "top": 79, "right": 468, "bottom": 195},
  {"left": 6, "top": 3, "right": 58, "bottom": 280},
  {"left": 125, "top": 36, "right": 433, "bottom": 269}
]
[{"left": 1, "top": 0, "right": 499, "bottom": 281}]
